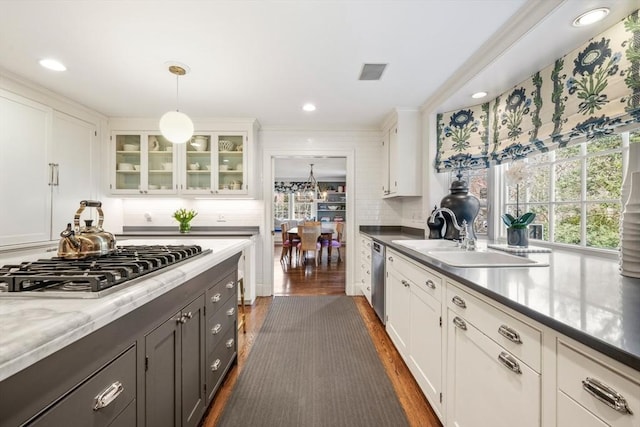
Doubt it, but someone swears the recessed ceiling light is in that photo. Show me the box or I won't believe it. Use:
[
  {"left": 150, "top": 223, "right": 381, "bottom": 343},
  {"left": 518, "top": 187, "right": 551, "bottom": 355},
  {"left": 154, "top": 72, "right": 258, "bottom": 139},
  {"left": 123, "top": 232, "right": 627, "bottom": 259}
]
[
  {"left": 39, "top": 58, "right": 66, "bottom": 71},
  {"left": 572, "top": 8, "right": 609, "bottom": 27},
  {"left": 471, "top": 91, "right": 488, "bottom": 99},
  {"left": 302, "top": 103, "right": 316, "bottom": 112}
]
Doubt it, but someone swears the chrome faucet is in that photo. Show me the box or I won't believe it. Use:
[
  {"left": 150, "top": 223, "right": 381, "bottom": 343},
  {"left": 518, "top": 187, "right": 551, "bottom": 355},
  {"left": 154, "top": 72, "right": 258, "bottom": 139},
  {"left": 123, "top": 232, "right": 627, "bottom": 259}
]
[{"left": 428, "top": 208, "right": 475, "bottom": 250}]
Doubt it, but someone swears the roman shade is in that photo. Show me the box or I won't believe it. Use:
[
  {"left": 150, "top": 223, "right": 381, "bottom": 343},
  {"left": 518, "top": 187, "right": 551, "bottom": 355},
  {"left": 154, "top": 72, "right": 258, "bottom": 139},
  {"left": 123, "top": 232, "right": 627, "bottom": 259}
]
[{"left": 435, "top": 10, "right": 640, "bottom": 171}]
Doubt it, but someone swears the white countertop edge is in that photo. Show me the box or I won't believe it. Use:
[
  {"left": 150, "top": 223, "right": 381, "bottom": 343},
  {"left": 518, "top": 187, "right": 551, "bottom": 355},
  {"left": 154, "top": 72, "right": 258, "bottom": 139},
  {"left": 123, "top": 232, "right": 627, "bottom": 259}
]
[{"left": 0, "top": 238, "right": 250, "bottom": 382}]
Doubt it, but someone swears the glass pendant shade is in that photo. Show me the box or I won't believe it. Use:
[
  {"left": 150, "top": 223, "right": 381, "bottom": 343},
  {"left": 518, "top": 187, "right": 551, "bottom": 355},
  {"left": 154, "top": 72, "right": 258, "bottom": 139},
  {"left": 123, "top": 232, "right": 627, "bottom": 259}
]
[{"left": 159, "top": 110, "right": 194, "bottom": 144}]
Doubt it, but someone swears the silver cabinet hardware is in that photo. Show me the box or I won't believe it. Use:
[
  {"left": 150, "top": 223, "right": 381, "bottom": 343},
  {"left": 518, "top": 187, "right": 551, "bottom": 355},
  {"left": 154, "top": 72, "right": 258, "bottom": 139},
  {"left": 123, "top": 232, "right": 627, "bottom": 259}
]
[
  {"left": 211, "top": 359, "right": 222, "bottom": 371},
  {"left": 498, "top": 325, "right": 522, "bottom": 344},
  {"left": 211, "top": 324, "right": 222, "bottom": 335},
  {"left": 225, "top": 281, "right": 235, "bottom": 289},
  {"left": 401, "top": 279, "right": 410, "bottom": 288},
  {"left": 226, "top": 307, "right": 235, "bottom": 316},
  {"left": 582, "top": 377, "right": 633, "bottom": 414},
  {"left": 452, "top": 316, "right": 467, "bottom": 330},
  {"left": 452, "top": 295, "right": 466, "bottom": 308},
  {"left": 497, "top": 352, "right": 522, "bottom": 374},
  {"left": 176, "top": 311, "right": 192, "bottom": 324},
  {"left": 211, "top": 293, "right": 222, "bottom": 303},
  {"left": 425, "top": 279, "right": 436, "bottom": 289},
  {"left": 225, "top": 339, "right": 234, "bottom": 348},
  {"left": 93, "top": 381, "right": 124, "bottom": 411}
]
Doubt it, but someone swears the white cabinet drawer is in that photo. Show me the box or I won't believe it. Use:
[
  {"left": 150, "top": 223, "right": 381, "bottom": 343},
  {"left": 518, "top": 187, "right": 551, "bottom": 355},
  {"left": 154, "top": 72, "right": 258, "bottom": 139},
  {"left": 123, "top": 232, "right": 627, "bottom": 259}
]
[
  {"left": 387, "top": 249, "right": 442, "bottom": 301},
  {"left": 557, "top": 342, "right": 639, "bottom": 426},
  {"left": 446, "top": 282, "right": 541, "bottom": 372}
]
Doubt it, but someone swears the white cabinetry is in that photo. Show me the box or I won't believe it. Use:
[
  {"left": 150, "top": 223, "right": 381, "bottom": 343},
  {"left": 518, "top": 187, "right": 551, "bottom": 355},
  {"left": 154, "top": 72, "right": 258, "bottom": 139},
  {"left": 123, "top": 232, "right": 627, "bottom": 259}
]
[
  {"left": 386, "top": 249, "right": 444, "bottom": 419},
  {"left": 557, "top": 340, "right": 639, "bottom": 427},
  {"left": 111, "top": 131, "right": 249, "bottom": 196},
  {"left": 358, "top": 234, "right": 372, "bottom": 304},
  {"left": 445, "top": 282, "right": 541, "bottom": 427},
  {"left": 0, "top": 90, "right": 97, "bottom": 247},
  {"left": 381, "top": 109, "right": 421, "bottom": 198}
]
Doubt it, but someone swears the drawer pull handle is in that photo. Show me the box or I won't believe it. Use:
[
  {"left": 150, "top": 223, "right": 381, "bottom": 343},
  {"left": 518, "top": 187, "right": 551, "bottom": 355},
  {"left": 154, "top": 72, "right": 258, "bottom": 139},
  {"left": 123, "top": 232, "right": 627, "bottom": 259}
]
[
  {"left": 401, "top": 279, "right": 410, "bottom": 288},
  {"left": 497, "top": 352, "right": 522, "bottom": 375},
  {"left": 226, "top": 307, "right": 236, "bottom": 316},
  {"left": 93, "top": 381, "right": 124, "bottom": 411},
  {"left": 211, "top": 324, "right": 222, "bottom": 335},
  {"left": 452, "top": 295, "right": 466, "bottom": 308},
  {"left": 211, "top": 359, "right": 222, "bottom": 371},
  {"left": 226, "top": 339, "right": 235, "bottom": 348},
  {"left": 498, "top": 325, "right": 522, "bottom": 344},
  {"left": 452, "top": 316, "right": 467, "bottom": 331},
  {"left": 211, "top": 293, "right": 222, "bottom": 303},
  {"left": 225, "top": 281, "right": 235, "bottom": 289},
  {"left": 425, "top": 279, "right": 436, "bottom": 290},
  {"left": 582, "top": 377, "right": 633, "bottom": 415}
]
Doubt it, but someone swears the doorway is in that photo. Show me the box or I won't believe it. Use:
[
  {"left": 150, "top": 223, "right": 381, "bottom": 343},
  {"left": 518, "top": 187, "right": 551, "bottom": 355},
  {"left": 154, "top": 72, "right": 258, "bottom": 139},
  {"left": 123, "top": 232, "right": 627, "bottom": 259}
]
[
  {"left": 272, "top": 157, "right": 347, "bottom": 295},
  {"left": 262, "top": 149, "right": 356, "bottom": 297}
]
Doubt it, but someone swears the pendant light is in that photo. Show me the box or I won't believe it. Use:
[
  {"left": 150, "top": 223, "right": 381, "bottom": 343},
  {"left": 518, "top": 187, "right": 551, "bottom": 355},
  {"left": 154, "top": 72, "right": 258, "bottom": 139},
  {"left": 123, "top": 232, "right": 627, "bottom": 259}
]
[
  {"left": 302, "top": 163, "right": 320, "bottom": 200},
  {"left": 159, "top": 64, "right": 194, "bottom": 144}
]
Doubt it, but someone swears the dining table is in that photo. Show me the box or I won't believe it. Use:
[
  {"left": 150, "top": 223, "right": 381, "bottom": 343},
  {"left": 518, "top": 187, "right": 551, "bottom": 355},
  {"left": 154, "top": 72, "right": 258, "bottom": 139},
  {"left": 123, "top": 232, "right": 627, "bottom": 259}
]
[{"left": 287, "top": 226, "right": 335, "bottom": 265}]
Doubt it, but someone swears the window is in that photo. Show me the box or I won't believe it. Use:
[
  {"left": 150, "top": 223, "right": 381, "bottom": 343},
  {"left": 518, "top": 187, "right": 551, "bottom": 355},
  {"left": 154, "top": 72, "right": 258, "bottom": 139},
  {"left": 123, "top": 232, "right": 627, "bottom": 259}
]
[
  {"left": 503, "top": 132, "right": 627, "bottom": 249},
  {"left": 463, "top": 169, "right": 489, "bottom": 235},
  {"left": 273, "top": 191, "right": 314, "bottom": 222}
]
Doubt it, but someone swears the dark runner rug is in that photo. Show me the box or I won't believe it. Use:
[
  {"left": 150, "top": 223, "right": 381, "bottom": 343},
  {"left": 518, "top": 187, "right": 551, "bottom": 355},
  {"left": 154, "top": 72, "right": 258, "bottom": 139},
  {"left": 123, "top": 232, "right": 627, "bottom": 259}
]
[{"left": 217, "top": 296, "right": 410, "bottom": 427}]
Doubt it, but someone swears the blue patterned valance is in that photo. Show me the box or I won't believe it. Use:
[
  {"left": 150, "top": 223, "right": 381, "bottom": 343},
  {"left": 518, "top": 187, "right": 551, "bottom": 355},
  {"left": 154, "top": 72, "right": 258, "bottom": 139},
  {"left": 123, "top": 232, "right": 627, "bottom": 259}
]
[
  {"left": 435, "top": 103, "right": 490, "bottom": 172},
  {"left": 436, "top": 10, "right": 640, "bottom": 171},
  {"left": 274, "top": 181, "right": 307, "bottom": 194}
]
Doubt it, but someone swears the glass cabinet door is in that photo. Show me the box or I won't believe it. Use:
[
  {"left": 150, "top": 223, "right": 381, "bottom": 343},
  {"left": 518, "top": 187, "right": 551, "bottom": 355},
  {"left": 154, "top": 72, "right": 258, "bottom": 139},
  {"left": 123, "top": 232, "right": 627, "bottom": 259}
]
[
  {"left": 146, "top": 134, "right": 176, "bottom": 193},
  {"left": 184, "top": 134, "right": 212, "bottom": 192},
  {"left": 114, "top": 134, "right": 143, "bottom": 192},
  {"left": 216, "top": 132, "right": 246, "bottom": 193}
]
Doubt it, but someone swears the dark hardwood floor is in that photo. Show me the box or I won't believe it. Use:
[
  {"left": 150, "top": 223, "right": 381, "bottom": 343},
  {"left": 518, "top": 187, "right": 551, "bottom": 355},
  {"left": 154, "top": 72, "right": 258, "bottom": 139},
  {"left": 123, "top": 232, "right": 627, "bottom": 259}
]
[{"left": 201, "top": 247, "right": 442, "bottom": 427}]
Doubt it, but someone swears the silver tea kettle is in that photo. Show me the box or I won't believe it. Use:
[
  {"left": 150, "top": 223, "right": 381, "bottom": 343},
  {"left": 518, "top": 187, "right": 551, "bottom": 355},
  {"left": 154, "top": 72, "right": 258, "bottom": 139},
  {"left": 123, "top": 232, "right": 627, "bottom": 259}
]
[{"left": 58, "top": 200, "right": 117, "bottom": 259}]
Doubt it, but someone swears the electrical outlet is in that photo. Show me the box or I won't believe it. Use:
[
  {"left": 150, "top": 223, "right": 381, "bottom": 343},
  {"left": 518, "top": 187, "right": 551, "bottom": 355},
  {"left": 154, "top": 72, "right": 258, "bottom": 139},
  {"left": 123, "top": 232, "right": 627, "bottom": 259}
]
[
  {"left": 217, "top": 214, "right": 226, "bottom": 222},
  {"left": 144, "top": 212, "right": 152, "bottom": 222}
]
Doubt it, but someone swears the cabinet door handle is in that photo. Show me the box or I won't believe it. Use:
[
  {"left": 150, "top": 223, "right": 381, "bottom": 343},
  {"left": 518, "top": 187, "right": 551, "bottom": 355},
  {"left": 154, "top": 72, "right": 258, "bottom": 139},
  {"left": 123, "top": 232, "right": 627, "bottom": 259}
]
[
  {"left": 388, "top": 256, "right": 394, "bottom": 262},
  {"left": 53, "top": 163, "right": 60, "bottom": 186},
  {"left": 401, "top": 279, "right": 410, "bottom": 288},
  {"left": 211, "top": 293, "right": 222, "bottom": 303},
  {"left": 211, "top": 359, "right": 222, "bottom": 371},
  {"left": 582, "top": 377, "right": 633, "bottom": 415},
  {"left": 497, "top": 352, "right": 522, "bottom": 374},
  {"left": 93, "top": 381, "right": 124, "bottom": 411},
  {"left": 498, "top": 325, "right": 522, "bottom": 344},
  {"left": 425, "top": 279, "right": 436, "bottom": 289},
  {"left": 225, "top": 281, "right": 236, "bottom": 289},
  {"left": 211, "top": 324, "right": 222, "bottom": 335},
  {"left": 226, "top": 338, "right": 235, "bottom": 348},
  {"left": 226, "top": 307, "right": 235, "bottom": 316},
  {"left": 452, "top": 316, "right": 467, "bottom": 331},
  {"left": 452, "top": 295, "right": 467, "bottom": 309}
]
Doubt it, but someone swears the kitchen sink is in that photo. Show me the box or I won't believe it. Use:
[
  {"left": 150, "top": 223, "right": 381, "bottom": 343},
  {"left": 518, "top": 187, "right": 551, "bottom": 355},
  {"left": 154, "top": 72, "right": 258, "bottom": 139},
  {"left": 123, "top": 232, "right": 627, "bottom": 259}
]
[
  {"left": 426, "top": 250, "right": 548, "bottom": 268},
  {"left": 391, "top": 239, "right": 459, "bottom": 252}
]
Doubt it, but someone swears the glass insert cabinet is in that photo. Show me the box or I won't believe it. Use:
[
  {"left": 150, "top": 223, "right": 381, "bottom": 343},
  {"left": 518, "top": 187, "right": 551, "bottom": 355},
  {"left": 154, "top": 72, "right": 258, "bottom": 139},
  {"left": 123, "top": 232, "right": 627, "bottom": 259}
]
[{"left": 111, "top": 131, "right": 248, "bottom": 195}]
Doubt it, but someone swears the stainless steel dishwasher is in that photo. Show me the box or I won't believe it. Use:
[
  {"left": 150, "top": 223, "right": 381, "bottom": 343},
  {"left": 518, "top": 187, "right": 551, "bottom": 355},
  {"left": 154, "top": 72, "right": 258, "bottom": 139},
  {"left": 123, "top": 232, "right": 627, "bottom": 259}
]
[{"left": 371, "top": 241, "right": 385, "bottom": 323}]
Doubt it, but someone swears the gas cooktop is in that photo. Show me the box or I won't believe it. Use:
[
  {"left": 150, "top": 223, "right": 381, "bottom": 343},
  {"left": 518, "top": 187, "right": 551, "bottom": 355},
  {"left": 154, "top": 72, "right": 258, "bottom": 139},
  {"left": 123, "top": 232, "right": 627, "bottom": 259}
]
[{"left": 0, "top": 245, "right": 211, "bottom": 298}]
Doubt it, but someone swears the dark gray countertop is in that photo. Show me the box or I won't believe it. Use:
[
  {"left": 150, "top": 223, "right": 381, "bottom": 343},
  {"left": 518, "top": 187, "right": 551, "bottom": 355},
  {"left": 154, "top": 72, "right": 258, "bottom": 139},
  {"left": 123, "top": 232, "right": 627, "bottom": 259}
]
[
  {"left": 360, "top": 226, "right": 640, "bottom": 371},
  {"left": 118, "top": 226, "right": 260, "bottom": 237}
]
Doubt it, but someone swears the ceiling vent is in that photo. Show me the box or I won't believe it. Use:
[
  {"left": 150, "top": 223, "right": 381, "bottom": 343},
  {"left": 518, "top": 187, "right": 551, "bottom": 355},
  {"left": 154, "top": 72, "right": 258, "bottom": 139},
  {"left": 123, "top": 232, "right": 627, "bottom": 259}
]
[{"left": 359, "top": 63, "right": 387, "bottom": 81}]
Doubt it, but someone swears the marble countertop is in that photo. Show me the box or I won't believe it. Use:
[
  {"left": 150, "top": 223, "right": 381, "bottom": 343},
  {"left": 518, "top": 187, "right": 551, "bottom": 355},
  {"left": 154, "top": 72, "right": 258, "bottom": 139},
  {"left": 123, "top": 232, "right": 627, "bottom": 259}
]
[
  {"left": 0, "top": 238, "right": 251, "bottom": 382},
  {"left": 359, "top": 226, "right": 640, "bottom": 371}
]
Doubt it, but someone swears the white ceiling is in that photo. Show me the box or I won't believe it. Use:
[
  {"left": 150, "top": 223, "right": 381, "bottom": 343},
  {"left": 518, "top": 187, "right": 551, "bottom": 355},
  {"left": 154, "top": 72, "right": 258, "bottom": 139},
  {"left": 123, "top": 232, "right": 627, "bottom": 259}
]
[
  {"left": 0, "top": 0, "right": 639, "bottom": 133},
  {"left": 274, "top": 157, "right": 346, "bottom": 180}
]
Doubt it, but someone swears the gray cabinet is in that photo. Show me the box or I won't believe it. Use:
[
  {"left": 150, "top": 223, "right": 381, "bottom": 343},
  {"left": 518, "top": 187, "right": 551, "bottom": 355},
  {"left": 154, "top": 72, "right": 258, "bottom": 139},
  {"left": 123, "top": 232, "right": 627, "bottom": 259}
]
[
  {"left": 145, "top": 295, "right": 205, "bottom": 427},
  {"left": 28, "top": 346, "right": 136, "bottom": 427}
]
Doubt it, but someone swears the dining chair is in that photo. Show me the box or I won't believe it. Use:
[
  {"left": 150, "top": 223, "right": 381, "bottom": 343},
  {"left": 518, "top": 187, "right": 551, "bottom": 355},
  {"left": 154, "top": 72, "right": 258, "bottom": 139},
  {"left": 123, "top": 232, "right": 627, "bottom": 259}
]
[
  {"left": 297, "top": 224, "right": 322, "bottom": 266},
  {"left": 321, "top": 222, "right": 344, "bottom": 262},
  {"left": 280, "top": 222, "right": 299, "bottom": 266}
]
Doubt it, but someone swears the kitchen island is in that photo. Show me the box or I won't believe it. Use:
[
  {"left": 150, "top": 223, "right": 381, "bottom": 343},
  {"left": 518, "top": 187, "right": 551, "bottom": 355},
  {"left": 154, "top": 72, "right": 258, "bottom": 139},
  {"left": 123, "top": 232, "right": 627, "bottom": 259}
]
[
  {"left": 360, "top": 226, "right": 640, "bottom": 427},
  {"left": 0, "top": 238, "right": 251, "bottom": 427}
]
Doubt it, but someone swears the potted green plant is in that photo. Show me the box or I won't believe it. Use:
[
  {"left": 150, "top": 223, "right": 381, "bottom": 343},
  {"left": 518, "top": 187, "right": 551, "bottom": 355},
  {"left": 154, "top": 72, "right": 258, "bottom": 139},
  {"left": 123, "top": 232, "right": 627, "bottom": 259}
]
[
  {"left": 173, "top": 208, "right": 197, "bottom": 233},
  {"left": 503, "top": 161, "right": 535, "bottom": 247},
  {"left": 501, "top": 212, "right": 536, "bottom": 247}
]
